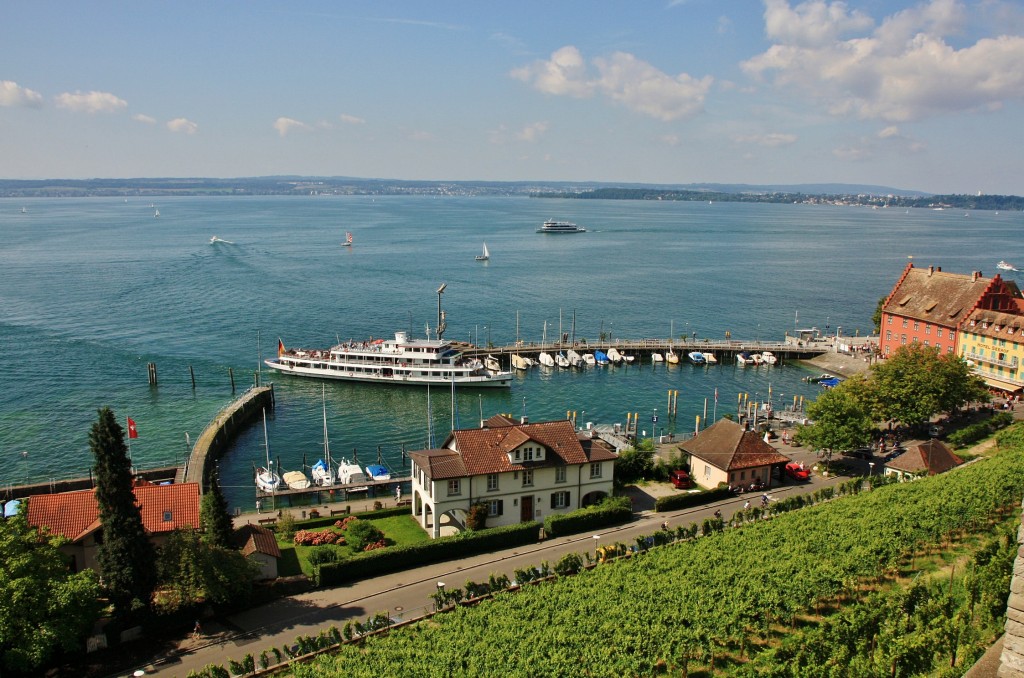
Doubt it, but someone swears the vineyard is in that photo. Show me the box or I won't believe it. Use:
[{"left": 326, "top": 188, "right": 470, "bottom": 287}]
[{"left": 268, "top": 434, "right": 1024, "bottom": 677}]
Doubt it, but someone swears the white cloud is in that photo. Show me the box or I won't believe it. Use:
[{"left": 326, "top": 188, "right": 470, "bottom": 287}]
[
  {"left": 339, "top": 114, "right": 365, "bottom": 125},
  {"left": 407, "top": 130, "right": 434, "bottom": 142},
  {"left": 518, "top": 122, "right": 549, "bottom": 142},
  {"left": 877, "top": 125, "right": 900, "bottom": 139},
  {"left": 0, "top": 81, "right": 43, "bottom": 108},
  {"left": 734, "top": 132, "right": 798, "bottom": 146},
  {"left": 274, "top": 117, "right": 310, "bottom": 136},
  {"left": 660, "top": 134, "right": 681, "bottom": 146},
  {"left": 132, "top": 113, "right": 156, "bottom": 124},
  {"left": 167, "top": 117, "right": 198, "bottom": 134},
  {"left": 54, "top": 90, "right": 127, "bottom": 114},
  {"left": 833, "top": 144, "right": 872, "bottom": 160},
  {"left": 512, "top": 46, "right": 712, "bottom": 121},
  {"left": 743, "top": 0, "right": 1024, "bottom": 122}
]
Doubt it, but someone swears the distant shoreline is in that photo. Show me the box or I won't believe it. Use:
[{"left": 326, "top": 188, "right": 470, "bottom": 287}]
[{"left": 2, "top": 178, "right": 1021, "bottom": 210}]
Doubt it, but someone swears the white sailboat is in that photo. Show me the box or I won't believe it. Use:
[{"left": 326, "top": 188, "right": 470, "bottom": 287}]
[
  {"left": 484, "top": 355, "right": 501, "bottom": 372},
  {"left": 566, "top": 349, "right": 583, "bottom": 367},
  {"left": 342, "top": 232, "right": 353, "bottom": 247},
  {"left": 475, "top": 243, "right": 489, "bottom": 261},
  {"left": 511, "top": 354, "right": 531, "bottom": 370},
  {"left": 555, "top": 352, "right": 570, "bottom": 368},
  {"left": 255, "top": 409, "right": 281, "bottom": 493},
  {"left": 538, "top": 352, "right": 555, "bottom": 367},
  {"left": 154, "top": 209, "right": 160, "bottom": 218},
  {"left": 607, "top": 347, "right": 623, "bottom": 364},
  {"left": 311, "top": 385, "right": 337, "bottom": 486}
]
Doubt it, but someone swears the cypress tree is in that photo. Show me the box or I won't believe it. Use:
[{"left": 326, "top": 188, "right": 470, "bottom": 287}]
[
  {"left": 200, "top": 471, "right": 234, "bottom": 548},
  {"left": 90, "top": 407, "right": 156, "bottom": 621}
]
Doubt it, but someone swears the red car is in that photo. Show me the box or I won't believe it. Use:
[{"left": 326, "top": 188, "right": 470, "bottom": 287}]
[
  {"left": 785, "top": 462, "right": 810, "bottom": 481},
  {"left": 669, "top": 469, "right": 691, "bottom": 489}
]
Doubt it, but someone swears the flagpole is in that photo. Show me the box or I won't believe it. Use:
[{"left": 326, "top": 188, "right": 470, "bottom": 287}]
[{"left": 125, "top": 416, "right": 133, "bottom": 461}]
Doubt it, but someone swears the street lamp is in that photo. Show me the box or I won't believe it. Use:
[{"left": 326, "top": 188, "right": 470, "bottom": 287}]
[
  {"left": 437, "top": 581, "right": 445, "bottom": 592},
  {"left": 868, "top": 462, "right": 875, "bottom": 476}
]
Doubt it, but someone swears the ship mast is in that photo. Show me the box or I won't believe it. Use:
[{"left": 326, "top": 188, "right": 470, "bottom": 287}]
[{"left": 436, "top": 283, "right": 447, "bottom": 340}]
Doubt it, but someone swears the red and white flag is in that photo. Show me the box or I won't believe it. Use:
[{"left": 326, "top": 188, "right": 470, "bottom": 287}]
[{"left": 127, "top": 417, "right": 138, "bottom": 439}]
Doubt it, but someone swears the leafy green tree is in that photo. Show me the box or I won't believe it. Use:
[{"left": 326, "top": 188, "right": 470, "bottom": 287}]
[
  {"left": 344, "top": 520, "right": 384, "bottom": 551},
  {"left": 0, "top": 512, "right": 102, "bottom": 673},
  {"left": 156, "top": 527, "right": 257, "bottom": 610},
  {"left": 91, "top": 407, "right": 156, "bottom": 621},
  {"left": 200, "top": 472, "right": 233, "bottom": 548},
  {"left": 870, "top": 344, "right": 985, "bottom": 428},
  {"left": 872, "top": 295, "right": 887, "bottom": 334},
  {"left": 797, "top": 383, "right": 875, "bottom": 461},
  {"left": 614, "top": 441, "right": 655, "bottom": 486}
]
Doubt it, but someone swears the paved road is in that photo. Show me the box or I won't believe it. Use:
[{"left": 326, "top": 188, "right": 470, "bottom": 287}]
[{"left": 123, "top": 471, "right": 845, "bottom": 678}]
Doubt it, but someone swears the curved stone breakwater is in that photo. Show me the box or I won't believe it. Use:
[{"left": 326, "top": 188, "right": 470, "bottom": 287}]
[{"left": 181, "top": 384, "right": 275, "bottom": 491}]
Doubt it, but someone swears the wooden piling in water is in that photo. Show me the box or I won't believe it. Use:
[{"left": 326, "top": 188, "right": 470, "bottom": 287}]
[
  {"left": 229, "top": 367, "right": 235, "bottom": 393},
  {"left": 189, "top": 365, "right": 196, "bottom": 389},
  {"left": 147, "top": 362, "right": 158, "bottom": 385}
]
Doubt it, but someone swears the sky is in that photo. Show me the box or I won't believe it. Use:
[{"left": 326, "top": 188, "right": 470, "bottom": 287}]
[{"left": 2, "top": 0, "right": 1024, "bottom": 195}]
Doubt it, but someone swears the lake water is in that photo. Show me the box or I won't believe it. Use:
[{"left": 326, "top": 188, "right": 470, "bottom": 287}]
[{"left": 1, "top": 196, "right": 1018, "bottom": 509}]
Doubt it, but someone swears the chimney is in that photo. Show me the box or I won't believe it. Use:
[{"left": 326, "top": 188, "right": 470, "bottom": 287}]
[
  {"left": 928, "top": 265, "right": 934, "bottom": 276},
  {"left": 973, "top": 271, "right": 980, "bottom": 282}
]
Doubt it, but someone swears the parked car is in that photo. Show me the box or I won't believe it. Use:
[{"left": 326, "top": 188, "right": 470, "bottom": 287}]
[
  {"left": 785, "top": 462, "right": 810, "bottom": 481},
  {"left": 842, "top": 447, "right": 874, "bottom": 460},
  {"left": 668, "top": 469, "right": 691, "bottom": 489}
]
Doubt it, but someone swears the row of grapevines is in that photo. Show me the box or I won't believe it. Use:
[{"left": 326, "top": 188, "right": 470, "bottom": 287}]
[{"left": 289, "top": 441, "right": 1024, "bottom": 677}]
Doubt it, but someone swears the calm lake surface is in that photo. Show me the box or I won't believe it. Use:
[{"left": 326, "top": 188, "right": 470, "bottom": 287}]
[{"left": 1, "top": 196, "right": 1019, "bottom": 509}]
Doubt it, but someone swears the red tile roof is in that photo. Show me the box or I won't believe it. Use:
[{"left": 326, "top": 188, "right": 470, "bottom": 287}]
[
  {"left": 679, "top": 419, "right": 791, "bottom": 471},
  {"left": 26, "top": 482, "right": 200, "bottom": 542},
  {"left": 885, "top": 439, "right": 963, "bottom": 475},
  {"left": 234, "top": 523, "right": 281, "bottom": 559},
  {"left": 412, "top": 419, "right": 606, "bottom": 479}
]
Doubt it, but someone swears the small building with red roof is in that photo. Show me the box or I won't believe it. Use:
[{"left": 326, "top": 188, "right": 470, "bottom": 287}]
[
  {"left": 233, "top": 523, "right": 281, "bottom": 580},
  {"left": 409, "top": 416, "right": 617, "bottom": 538},
  {"left": 25, "top": 480, "right": 200, "bottom": 573},
  {"left": 883, "top": 439, "right": 964, "bottom": 481},
  {"left": 678, "top": 418, "right": 792, "bottom": 489}
]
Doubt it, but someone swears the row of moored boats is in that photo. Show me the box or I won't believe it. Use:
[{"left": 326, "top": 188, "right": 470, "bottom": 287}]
[
  {"left": 735, "top": 351, "right": 778, "bottom": 365},
  {"left": 497, "top": 348, "right": 725, "bottom": 370}
]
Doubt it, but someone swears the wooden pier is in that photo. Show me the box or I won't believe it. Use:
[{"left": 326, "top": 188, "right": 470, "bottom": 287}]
[
  {"left": 458, "top": 337, "right": 830, "bottom": 369},
  {"left": 255, "top": 475, "right": 411, "bottom": 501}
]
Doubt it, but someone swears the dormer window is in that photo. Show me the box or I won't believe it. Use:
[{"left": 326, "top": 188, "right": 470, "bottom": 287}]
[
  {"left": 515, "top": 450, "right": 521, "bottom": 461},
  {"left": 163, "top": 510, "right": 173, "bottom": 522}
]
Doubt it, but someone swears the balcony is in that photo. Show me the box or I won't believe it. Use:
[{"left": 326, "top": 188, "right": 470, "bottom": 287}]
[{"left": 966, "top": 351, "right": 1019, "bottom": 369}]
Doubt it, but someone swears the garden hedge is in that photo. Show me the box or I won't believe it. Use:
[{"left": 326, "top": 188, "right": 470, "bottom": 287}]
[
  {"left": 543, "top": 497, "right": 632, "bottom": 537},
  {"left": 654, "top": 487, "right": 732, "bottom": 512},
  {"left": 317, "top": 521, "right": 542, "bottom": 586}
]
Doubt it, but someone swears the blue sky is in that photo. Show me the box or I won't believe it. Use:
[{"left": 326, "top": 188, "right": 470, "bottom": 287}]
[{"left": 2, "top": 0, "right": 1023, "bottom": 194}]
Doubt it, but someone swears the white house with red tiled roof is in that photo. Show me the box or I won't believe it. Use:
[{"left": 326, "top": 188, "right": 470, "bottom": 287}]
[
  {"left": 233, "top": 523, "right": 281, "bottom": 580},
  {"left": 409, "top": 416, "right": 617, "bottom": 538},
  {"left": 679, "top": 419, "right": 792, "bottom": 489},
  {"left": 25, "top": 480, "right": 200, "bottom": 573}
]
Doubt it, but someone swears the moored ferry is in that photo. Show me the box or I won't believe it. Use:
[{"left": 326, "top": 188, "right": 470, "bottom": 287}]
[
  {"left": 265, "top": 331, "right": 512, "bottom": 388},
  {"left": 538, "top": 219, "right": 586, "bottom": 233}
]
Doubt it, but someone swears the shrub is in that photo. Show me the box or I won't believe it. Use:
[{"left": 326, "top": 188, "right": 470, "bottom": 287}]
[
  {"left": 466, "top": 502, "right": 488, "bottom": 531},
  {"left": 307, "top": 545, "right": 345, "bottom": 566},
  {"left": 346, "top": 520, "right": 385, "bottom": 552},
  {"left": 277, "top": 511, "right": 298, "bottom": 541},
  {"left": 554, "top": 552, "right": 584, "bottom": 576}
]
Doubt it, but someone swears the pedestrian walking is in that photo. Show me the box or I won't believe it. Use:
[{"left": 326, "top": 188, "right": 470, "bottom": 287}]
[
  {"left": 192, "top": 620, "right": 202, "bottom": 639},
  {"left": 743, "top": 500, "right": 750, "bottom": 510}
]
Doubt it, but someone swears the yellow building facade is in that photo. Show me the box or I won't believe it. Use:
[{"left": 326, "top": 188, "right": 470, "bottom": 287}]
[{"left": 959, "top": 309, "right": 1024, "bottom": 394}]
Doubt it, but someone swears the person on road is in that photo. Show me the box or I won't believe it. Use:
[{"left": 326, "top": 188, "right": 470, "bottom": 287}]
[
  {"left": 192, "top": 620, "right": 203, "bottom": 639},
  {"left": 743, "top": 500, "right": 750, "bottom": 510}
]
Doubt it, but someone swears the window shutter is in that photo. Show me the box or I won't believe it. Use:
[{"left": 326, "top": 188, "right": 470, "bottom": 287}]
[
  {"left": 550, "top": 493, "right": 556, "bottom": 509},
  {"left": 497, "top": 500, "right": 503, "bottom": 516},
  {"left": 564, "top": 491, "right": 570, "bottom": 507}
]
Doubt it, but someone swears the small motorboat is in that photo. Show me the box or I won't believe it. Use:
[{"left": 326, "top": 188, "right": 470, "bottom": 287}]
[
  {"left": 736, "top": 351, "right": 753, "bottom": 365},
  {"left": 594, "top": 350, "right": 610, "bottom": 366},
  {"left": 998, "top": 260, "right": 1017, "bottom": 271},
  {"left": 688, "top": 352, "right": 705, "bottom": 364},
  {"left": 606, "top": 347, "right": 623, "bottom": 364},
  {"left": 555, "top": 352, "right": 571, "bottom": 368},
  {"left": 703, "top": 352, "right": 717, "bottom": 364},
  {"left": 338, "top": 459, "right": 369, "bottom": 491},
  {"left": 761, "top": 351, "right": 778, "bottom": 365},
  {"left": 282, "top": 470, "right": 311, "bottom": 490},
  {"left": 621, "top": 353, "right": 635, "bottom": 363},
  {"left": 511, "top": 354, "right": 531, "bottom": 371},
  {"left": 566, "top": 349, "right": 583, "bottom": 367},
  {"left": 651, "top": 352, "right": 664, "bottom": 363},
  {"left": 583, "top": 353, "right": 596, "bottom": 366},
  {"left": 484, "top": 355, "right": 501, "bottom": 372},
  {"left": 366, "top": 464, "right": 391, "bottom": 481}
]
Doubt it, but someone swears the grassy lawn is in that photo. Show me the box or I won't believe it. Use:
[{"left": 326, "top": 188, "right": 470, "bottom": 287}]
[{"left": 275, "top": 514, "right": 429, "bottom": 578}]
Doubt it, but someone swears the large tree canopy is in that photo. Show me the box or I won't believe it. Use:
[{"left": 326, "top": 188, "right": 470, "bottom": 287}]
[
  {"left": 870, "top": 344, "right": 988, "bottom": 427},
  {"left": 90, "top": 407, "right": 156, "bottom": 620},
  {"left": 796, "top": 381, "right": 875, "bottom": 456},
  {"left": 0, "top": 512, "right": 101, "bottom": 673}
]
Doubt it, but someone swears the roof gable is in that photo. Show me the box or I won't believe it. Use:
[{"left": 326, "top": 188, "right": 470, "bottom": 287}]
[
  {"left": 416, "top": 419, "right": 594, "bottom": 477},
  {"left": 885, "top": 439, "right": 963, "bottom": 475},
  {"left": 234, "top": 524, "right": 281, "bottom": 558},
  {"left": 882, "top": 266, "right": 995, "bottom": 325}
]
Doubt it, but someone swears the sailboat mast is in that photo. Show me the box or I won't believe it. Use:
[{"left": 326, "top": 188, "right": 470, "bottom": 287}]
[
  {"left": 322, "top": 385, "right": 331, "bottom": 466},
  {"left": 262, "top": 408, "right": 271, "bottom": 468}
]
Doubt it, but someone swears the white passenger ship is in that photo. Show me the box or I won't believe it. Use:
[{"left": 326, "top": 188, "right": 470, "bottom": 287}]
[
  {"left": 265, "top": 331, "right": 512, "bottom": 388},
  {"left": 537, "top": 219, "right": 586, "bottom": 233}
]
